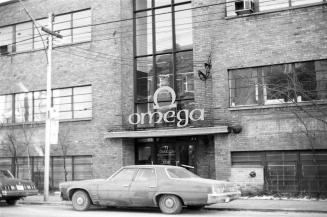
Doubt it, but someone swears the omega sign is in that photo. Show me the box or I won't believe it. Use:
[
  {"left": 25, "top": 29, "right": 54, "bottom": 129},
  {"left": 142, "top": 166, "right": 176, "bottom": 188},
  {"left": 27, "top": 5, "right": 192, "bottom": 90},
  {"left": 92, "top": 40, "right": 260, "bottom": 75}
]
[{"left": 128, "top": 86, "right": 204, "bottom": 127}]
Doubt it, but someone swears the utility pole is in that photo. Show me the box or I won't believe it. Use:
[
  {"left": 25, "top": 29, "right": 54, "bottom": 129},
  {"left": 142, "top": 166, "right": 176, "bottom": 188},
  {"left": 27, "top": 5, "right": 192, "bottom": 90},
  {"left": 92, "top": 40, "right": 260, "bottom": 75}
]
[{"left": 42, "top": 13, "right": 62, "bottom": 202}]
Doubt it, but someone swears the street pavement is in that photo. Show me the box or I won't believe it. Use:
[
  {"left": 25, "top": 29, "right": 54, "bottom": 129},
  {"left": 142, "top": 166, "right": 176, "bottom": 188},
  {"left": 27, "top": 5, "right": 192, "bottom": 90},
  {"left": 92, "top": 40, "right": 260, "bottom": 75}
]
[
  {"left": 17, "top": 194, "right": 327, "bottom": 214},
  {"left": 1, "top": 203, "right": 327, "bottom": 217}
]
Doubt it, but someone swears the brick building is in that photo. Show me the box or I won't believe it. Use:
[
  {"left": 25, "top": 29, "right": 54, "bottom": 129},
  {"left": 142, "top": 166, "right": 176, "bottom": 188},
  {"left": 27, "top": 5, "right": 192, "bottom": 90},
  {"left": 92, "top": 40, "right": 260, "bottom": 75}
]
[{"left": 0, "top": 0, "right": 326, "bottom": 194}]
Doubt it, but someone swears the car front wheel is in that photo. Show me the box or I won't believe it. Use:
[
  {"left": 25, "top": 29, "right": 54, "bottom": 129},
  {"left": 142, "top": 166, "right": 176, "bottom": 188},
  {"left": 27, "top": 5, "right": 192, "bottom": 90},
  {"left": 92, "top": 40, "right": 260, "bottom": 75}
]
[
  {"left": 72, "top": 190, "right": 91, "bottom": 211},
  {"left": 159, "top": 194, "right": 182, "bottom": 214}
]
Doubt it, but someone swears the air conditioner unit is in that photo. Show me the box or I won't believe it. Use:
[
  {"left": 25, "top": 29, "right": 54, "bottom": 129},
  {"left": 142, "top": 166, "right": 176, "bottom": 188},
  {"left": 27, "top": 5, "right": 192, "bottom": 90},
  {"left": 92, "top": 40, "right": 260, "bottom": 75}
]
[
  {"left": 0, "top": 44, "right": 13, "bottom": 55},
  {"left": 235, "top": 0, "right": 255, "bottom": 15}
]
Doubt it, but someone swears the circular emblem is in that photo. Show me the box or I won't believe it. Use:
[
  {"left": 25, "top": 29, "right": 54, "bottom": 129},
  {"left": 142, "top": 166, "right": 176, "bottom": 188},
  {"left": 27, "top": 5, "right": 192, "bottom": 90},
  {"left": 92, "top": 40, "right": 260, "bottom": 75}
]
[{"left": 153, "top": 86, "right": 177, "bottom": 110}]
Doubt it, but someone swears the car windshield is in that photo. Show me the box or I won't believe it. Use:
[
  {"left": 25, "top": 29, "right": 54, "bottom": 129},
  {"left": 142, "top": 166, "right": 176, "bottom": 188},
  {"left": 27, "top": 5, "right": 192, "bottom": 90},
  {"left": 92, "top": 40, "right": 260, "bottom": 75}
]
[
  {"left": 166, "top": 168, "right": 199, "bottom": 179},
  {"left": 0, "top": 170, "right": 14, "bottom": 179}
]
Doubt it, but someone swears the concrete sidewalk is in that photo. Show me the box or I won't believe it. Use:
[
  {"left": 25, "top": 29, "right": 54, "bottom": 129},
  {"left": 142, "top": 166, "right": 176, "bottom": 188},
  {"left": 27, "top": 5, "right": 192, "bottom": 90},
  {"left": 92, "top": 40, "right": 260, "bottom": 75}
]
[{"left": 19, "top": 194, "right": 327, "bottom": 213}]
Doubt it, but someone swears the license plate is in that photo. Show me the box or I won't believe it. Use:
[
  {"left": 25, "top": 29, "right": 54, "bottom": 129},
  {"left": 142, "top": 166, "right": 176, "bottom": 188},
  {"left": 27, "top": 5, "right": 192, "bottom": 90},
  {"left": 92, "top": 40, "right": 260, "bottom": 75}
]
[{"left": 16, "top": 185, "right": 24, "bottom": 190}]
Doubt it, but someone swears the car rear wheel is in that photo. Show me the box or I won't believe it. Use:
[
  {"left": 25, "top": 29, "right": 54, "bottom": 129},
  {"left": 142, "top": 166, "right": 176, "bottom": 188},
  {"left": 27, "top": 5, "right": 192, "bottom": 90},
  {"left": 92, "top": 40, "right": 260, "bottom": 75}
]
[
  {"left": 72, "top": 190, "right": 91, "bottom": 211},
  {"left": 159, "top": 194, "right": 182, "bottom": 214},
  {"left": 6, "top": 199, "right": 18, "bottom": 205}
]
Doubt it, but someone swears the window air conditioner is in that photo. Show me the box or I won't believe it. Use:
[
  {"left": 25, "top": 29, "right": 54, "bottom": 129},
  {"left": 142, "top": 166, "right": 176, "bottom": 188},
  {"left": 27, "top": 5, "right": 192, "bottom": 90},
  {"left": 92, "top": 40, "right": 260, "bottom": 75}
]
[
  {"left": 0, "top": 45, "right": 12, "bottom": 55},
  {"left": 235, "top": 0, "right": 255, "bottom": 15}
]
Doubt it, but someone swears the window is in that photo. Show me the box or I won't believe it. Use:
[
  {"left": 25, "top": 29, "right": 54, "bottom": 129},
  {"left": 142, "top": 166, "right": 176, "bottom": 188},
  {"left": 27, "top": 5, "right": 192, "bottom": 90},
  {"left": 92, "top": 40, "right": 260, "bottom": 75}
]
[
  {"left": 53, "top": 14, "right": 72, "bottom": 46},
  {"left": 231, "top": 151, "right": 327, "bottom": 194},
  {"left": 15, "top": 22, "right": 33, "bottom": 52},
  {"left": 0, "top": 9, "right": 91, "bottom": 55},
  {"left": 134, "top": 0, "right": 194, "bottom": 129},
  {"left": 73, "top": 10, "right": 92, "bottom": 43},
  {"left": 229, "top": 60, "right": 327, "bottom": 107},
  {"left": 110, "top": 168, "right": 137, "bottom": 184},
  {"left": 226, "top": 0, "right": 324, "bottom": 16},
  {"left": 0, "top": 85, "right": 92, "bottom": 124},
  {"left": 52, "top": 86, "right": 92, "bottom": 120},
  {"left": 166, "top": 167, "right": 198, "bottom": 179},
  {"left": 15, "top": 92, "right": 33, "bottom": 123},
  {"left": 0, "top": 26, "right": 13, "bottom": 55},
  {"left": 0, "top": 95, "right": 12, "bottom": 123},
  {"left": 134, "top": 168, "right": 156, "bottom": 186}
]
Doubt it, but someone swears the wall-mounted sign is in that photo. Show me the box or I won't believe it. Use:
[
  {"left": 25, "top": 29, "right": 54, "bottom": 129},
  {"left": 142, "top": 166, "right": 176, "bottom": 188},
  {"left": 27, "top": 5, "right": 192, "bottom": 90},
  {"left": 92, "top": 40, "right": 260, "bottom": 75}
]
[{"left": 128, "top": 86, "right": 204, "bottom": 127}]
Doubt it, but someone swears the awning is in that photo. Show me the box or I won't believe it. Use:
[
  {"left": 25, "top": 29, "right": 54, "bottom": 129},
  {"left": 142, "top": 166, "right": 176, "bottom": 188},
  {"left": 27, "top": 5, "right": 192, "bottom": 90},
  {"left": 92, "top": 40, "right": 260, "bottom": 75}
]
[{"left": 105, "top": 126, "right": 229, "bottom": 139}]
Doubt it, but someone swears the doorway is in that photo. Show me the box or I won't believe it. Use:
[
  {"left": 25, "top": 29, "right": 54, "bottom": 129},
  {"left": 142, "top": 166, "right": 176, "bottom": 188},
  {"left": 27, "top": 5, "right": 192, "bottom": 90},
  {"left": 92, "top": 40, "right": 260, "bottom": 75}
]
[{"left": 135, "top": 137, "right": 197, "bottom": 170}]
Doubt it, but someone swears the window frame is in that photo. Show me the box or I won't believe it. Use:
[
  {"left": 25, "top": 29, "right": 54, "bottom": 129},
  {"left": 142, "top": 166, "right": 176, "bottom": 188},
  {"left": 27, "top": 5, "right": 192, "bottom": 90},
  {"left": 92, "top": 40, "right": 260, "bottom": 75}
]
[
  {"left": 0, "top": 8, "right": 92, "bottom": 56},
  {"left": 133, "top": 0, "right": 194, "bottom": 129},
  {"left": 0, "top": 85, "right": 92, "bottom": 124},
  {"left": 228, "top": 59, "right": 327, "bottom": 108}
]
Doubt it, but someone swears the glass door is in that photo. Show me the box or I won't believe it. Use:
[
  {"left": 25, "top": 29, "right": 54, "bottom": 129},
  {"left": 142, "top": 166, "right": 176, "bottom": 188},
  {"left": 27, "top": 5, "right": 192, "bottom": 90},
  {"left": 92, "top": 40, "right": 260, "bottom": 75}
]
[{"left": 136, "top": 137, "right": 196, "bottom": 172}]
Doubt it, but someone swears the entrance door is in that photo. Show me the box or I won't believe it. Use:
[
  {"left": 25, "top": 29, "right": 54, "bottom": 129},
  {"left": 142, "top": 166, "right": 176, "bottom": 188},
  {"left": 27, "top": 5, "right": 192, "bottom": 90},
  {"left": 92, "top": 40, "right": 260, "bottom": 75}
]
[{"left": 136, "top": 137, "right": 196, "bottom": 171}]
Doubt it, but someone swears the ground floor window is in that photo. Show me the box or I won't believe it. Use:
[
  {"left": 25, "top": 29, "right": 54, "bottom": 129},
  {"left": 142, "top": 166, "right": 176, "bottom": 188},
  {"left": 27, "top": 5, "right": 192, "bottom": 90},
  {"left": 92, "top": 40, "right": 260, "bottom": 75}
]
[
  {"left": 232, "top": 150, "right": 327, "bottom": 195},
  {"left": 0, "top": 155, "right": 93, "bottom": 191}
]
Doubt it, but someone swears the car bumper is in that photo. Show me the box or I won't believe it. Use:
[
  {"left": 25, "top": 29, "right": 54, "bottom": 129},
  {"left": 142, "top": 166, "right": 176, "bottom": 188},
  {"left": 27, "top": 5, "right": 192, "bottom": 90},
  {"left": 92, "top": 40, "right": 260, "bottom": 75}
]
[
  {"left": 207, "top": 191, "right": 241, "bottom": 204},
  {"left": 1, "top": 189, "right": 38, "bottom": 199}
]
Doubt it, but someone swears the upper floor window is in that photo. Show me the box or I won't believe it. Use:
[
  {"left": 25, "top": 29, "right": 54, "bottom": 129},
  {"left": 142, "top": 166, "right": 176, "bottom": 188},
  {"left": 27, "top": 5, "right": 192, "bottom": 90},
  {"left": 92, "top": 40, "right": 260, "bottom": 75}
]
[
  {"left": 134, "top": 0, "right": 194, "bottom": 129},
  {"left": 0, "top": 85, "right": 92, "bottom": 124},
  {"left": 226, "top": 0, "right": 324, "bottom": 16},
  {"left": 229, "top": 59, "right": 327, "bottom": 107},
  {"left": 0, "top": 9, "right": 91, "bottom": 56}
]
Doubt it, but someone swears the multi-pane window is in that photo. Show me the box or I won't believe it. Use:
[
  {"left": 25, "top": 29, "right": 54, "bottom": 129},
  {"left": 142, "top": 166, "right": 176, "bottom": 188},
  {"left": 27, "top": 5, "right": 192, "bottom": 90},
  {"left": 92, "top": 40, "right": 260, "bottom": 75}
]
[
  {"left": 134, "top": 0, "right": 193, "bottom": 128},
  {"left": 0, "top": 85, "right": 92, "bottom": 124},
  {"left": 0, "top": 95, "right": 12, "bottom": 124},
  {"left": 0, "top": 26, "right": 13, "bottom": 55},
  {"left": 229, "top": 60, "right": 327, "bottom": 107},
  {"left": 0, "top": 9, "right": 91, "bottom": 55},
  {"left": 226, "top": 0, "right": 324, "bottom": 16}
]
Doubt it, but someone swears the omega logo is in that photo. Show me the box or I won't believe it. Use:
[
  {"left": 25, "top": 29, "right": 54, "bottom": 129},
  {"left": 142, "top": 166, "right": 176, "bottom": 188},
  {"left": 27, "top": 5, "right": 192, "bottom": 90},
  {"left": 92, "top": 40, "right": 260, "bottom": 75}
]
[{"left": 128, "top": 86, "right": 204, "bottom": 127}]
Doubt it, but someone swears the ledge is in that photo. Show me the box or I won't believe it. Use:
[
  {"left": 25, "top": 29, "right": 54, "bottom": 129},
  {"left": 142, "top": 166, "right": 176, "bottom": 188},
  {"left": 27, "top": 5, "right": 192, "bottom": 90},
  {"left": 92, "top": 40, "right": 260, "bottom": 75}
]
[
  {"left": 0, "top": 117, "right": 92, "bottom": 127},
  {"left": 228, "top": 100, "right": 327, "bottom": 111},
  {"left": 105, "top": 126, "right": 229, "bottom": 139}
]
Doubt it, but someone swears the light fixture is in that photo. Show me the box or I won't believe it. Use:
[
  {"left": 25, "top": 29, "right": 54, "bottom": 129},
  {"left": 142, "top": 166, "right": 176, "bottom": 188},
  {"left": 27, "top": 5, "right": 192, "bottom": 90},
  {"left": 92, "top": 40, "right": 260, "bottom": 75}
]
[{"left": 197, "top": 53, "right": 212, "bottom": 81}]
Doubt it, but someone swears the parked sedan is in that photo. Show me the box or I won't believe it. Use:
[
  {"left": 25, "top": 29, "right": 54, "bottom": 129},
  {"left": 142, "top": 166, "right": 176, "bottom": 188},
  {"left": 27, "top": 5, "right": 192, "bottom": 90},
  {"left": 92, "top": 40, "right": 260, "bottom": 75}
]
[
  {"left": 59, "top": 165, "right": 241, "bottom": 214},
  {"left": 0, "top": 169, "right": 38, "bottom": 205}
]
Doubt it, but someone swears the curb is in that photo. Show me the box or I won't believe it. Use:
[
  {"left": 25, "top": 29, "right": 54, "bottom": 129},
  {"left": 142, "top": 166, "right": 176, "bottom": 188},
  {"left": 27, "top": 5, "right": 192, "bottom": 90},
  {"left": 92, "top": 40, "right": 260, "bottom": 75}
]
[
  {"left": 204, "top": 207, "right": 327, "bottom": 214},
  {"left": 18, "top": 201, "right": 327, "bottom": 214}
]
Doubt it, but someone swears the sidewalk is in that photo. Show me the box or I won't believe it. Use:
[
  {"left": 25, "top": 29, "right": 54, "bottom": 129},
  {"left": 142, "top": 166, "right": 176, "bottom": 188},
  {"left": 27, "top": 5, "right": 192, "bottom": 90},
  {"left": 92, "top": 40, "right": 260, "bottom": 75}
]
[
  {"left": 206, "top": 198, "right": 327, "bottom": 213},
  {"left": 19, "top": 194, "right": 327, "bottom": 213}
]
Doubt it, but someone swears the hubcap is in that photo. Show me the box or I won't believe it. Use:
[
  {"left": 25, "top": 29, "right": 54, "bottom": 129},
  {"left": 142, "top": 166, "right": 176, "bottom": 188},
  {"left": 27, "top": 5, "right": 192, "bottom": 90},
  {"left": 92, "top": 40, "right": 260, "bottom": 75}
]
[
  {"left": 165, "top": 198, "right": 175, "bottom": 208},
  {"left": 76, "top": 196, "right": 84, "bottom": 205}
]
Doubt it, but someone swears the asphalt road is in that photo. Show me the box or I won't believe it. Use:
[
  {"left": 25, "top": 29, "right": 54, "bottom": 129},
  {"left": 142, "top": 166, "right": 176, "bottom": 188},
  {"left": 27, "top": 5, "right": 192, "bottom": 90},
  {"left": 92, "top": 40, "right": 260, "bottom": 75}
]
[{"left": 1, "top": 203, "right": 327, "bottom": 217}]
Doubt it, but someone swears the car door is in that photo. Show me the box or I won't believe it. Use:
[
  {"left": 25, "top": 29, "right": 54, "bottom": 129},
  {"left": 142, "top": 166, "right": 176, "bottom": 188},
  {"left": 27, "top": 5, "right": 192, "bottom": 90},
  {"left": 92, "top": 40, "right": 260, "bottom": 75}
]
[
  {"left": 97, "top": 168, "right": 137, "bottom": 206},
  {"left": 129, "top": 168, "right": 157, "bottom": 207}
]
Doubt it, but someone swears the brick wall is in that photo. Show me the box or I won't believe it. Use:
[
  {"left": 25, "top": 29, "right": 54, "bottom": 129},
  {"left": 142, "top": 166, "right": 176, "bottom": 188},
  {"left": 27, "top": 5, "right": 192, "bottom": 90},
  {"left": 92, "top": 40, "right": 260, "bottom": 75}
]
[
  {"left": 0, "top": 0, "right": 134, "bottom": 179},
  {"left": 201, "top": 2, "right": 327, "bottom": 180}
]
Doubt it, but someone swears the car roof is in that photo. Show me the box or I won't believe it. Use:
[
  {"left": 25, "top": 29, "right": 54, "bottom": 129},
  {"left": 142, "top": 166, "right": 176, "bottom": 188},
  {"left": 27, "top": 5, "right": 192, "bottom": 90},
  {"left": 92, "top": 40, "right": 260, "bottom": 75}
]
[{"left": 123, "top": 164, "right": 181, "bottom": 169}]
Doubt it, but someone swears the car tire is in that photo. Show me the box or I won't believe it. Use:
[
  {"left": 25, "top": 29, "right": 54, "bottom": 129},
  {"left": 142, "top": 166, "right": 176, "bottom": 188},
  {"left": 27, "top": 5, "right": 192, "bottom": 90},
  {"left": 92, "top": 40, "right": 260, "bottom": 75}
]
[
  {"left": 72, "top": 190, "right": 91, "bottom": 211},
  {"left": 159, "top": 194, "right": 182, "bottom": 214},
  {"left": 6, "top": 199, "right": 18, "bottom": 205}
]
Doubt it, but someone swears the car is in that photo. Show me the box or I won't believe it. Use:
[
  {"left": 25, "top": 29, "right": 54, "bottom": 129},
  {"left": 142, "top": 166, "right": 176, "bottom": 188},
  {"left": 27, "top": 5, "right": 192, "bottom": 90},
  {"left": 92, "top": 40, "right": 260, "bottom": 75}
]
[
  {"left": 0, "top": 169, "right": 38, "bottom": 205},
  {"left": 59, "top": 165, "right": 241, "bottom": 214}
]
